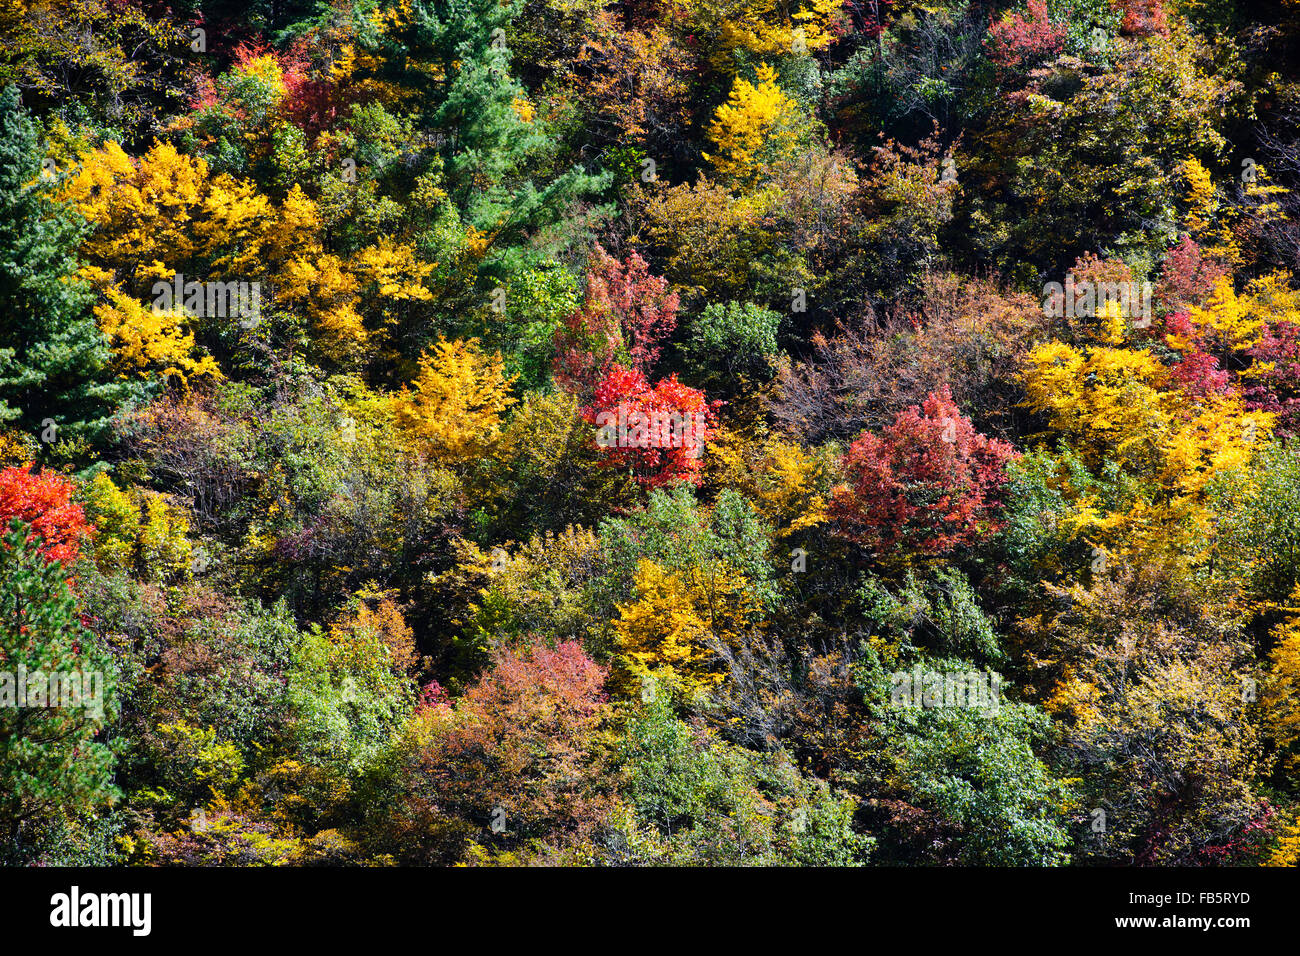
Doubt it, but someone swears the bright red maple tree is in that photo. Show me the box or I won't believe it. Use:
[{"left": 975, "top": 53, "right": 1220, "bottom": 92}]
[
  {"left": 1117, "top": 0, "right": 1169, "bottom": 36},
  {"left": 0, "top": 465, "right": 92, "bottom": 567},
  {"left": 1155, "top": 236, "right": 1229, "bottom": 312},
  {"left": 583, "top": 363, "right": 715, "bottom": 489}
]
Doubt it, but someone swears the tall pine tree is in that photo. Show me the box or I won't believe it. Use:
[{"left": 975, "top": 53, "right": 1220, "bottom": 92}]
[
  {"left": 0, "top": 521, "right": 118, "bottom": 863},
  {"left": 0, "top": 83, "right": 137, "bottom": 450},
  {"left": 372, "top": 0, "right": 610, "bottom": 284}
]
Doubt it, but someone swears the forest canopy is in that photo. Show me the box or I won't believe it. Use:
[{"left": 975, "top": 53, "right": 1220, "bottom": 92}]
[{"left": 2, "top": 0, "right": 1300, "bottom": 868}]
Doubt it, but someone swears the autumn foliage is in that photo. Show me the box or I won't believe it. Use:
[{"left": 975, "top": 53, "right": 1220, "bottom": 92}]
[
  {"left": 0, "top": 465, "right": 91, "bottom": 566},
  {"left": 6, "top": 0, "right": 1300, "bottom": 874},
  {"left": 401, "top": 640, "right": 614, "bottom": 859},
  {"left": 553, "top": 245, "right": 679, "bottom": 396},
  {"left": 985, "top": 1, "right": 1066, "bottom": 71},
  {"left": 831, "top": 387, "right": 1017, "bottom": 556},
  {"left": 583, "top": 364, "right": 716, "bottom": 488}
]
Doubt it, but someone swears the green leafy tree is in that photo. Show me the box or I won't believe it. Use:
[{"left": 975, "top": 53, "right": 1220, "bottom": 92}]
[
  {"left": 616, "top": 689, "right": 872, "bottom": 865},
  {"left": 887, "top": 687, "right": 1073, "bottom": 866},
  {"left": 682, "top": 300, "right": 781, "bottom": 394}
]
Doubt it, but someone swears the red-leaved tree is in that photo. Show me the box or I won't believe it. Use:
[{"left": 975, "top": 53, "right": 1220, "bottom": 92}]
[
  {"left": 1167, "top": 339, "right": 1232, "bottom": 399},
  {"left": 554, "top": 245, "right": 679, "bottom": 398},
  {"left": 1117, "top": 0, "right": 1169, "bottom": 36},
  {"left": 830, "top": 386, "right": 1017, "bottom": 556},
  {"left": 985, "top": 0, "right": 1066, "bottom": 72},
  {"left": 583, "top": 364, "right": 716, "bottom": 488},
  {"left": 1246, "top": 321, "right": 1300, "bottom": 437},
  {"left": 1156, "top": 236, "right": 1229, "bottom": 312},
  {"left": 0, "top": 465, "right": 91, "bottom": 567}
]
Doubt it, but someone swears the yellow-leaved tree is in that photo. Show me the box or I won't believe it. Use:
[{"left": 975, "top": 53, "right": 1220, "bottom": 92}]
[
  {"left": 703, "top": 64, "right": 805, "bottom": 190},
  {"left": 675, "top": 0, "right": 842, "bottom": 71},
  {"left": 81, "top": 473, "right": 194, "bottom": 581},
  {"left": 94, "top": 288, "right": 221, "bottom": 386},
  {"left": 387, "top": 338, "right": 517, "bottom": 465},
  {"left": 1020, "top": 324, "right": 1273, "bottom": 571},
  {"left": 62, "top": 140, "right": 206, "bottom": 286},
  {"left": 1263, "top": 591, "right": 1300, "bottom": 778},
  {"left": 63, "top": 143, "right": 437, "bottom": 365},
  {"left": 705, "top": 426, "right": 829, "bottom": 542},
  {"left": 614, "top": 560, "right": 724, "bottom": 702},
  {"left": 613, "top": 558, "right": 762, "bottom": 702},
  {"left": 1177, "top": 156, "right": 1287, "bottom": 269},
  {"left": 1182, "top": 273, "right": 1300, "bottom": 354},
  {"left": 1022, "top": 341, "right": 1271, "bottom": 495}
]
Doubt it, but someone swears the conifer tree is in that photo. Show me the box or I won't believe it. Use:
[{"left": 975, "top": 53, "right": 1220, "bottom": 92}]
[
  {"left": 375, "top": 1, "right": 610, "bottom": 275},
  {"left": 0, "top": 521, "right": 118, "bottom": 863},
  {"left": 0, "top": 84, "right": 138, "bottom": 447}
]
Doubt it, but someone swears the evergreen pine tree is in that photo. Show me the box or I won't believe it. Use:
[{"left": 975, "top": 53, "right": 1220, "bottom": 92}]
[
  {"left": 378, "top": 1, "right": 610, "bottom": 269},
  {"left": 0, "top": 520, "right": 118, "bottom": 863},
  {"left": 0, "top": 83, "right": 138, "bottom": 449}
]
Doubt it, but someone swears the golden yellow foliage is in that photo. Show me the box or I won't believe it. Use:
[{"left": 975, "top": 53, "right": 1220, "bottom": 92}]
[
  {"left": 1178, "top": 155, "right": 1288, "bottom": 268},
  {"left": 355, "top": 238, "right": 436, "bottom": 304},
  {"left": 1180, "top": 157, "right": 1218, "bottom": 237},
  {"left": 0, "top": 431, "right": 35, "bottom": 467},
  {"left": 196, "top": 177, "right": 276, "bottom": 275},
  {"left": 1263, "top": 596, "right": 1300, "bottom": 778},
  {"left": 706, "top": 427, "right": 828, "bottom": 540},
  {"left": 675, "top": 0, "right": 841, "bottom": 70},
  {"left": 387, "top": 338, "right": 517, "bottom": 464},
  {"left": 330, "top": 590, "right": 418, "bottom": 675},
  {"left": 614, "top": 560, "right": 725, "bottom": 701},
  {"left": 62, "top": 142, "right": 394, "bottom": 361},
  {"left": 1182, "top": 273, "right": 1300, "bottom": 354},
  {"left": 703, "top": 64, "right": 804, "bottom": 190},
  {"left": 1265, "top": 812, "right": 1300, "bottom": 866},
  {"left": 1022, "top": 336, "right": 1274, "bottom": 569},
  {"left": 510, "top": 95, "right": 536, "bottom": 123},
  {"left": 1023, "top": 340, "right": 1272, "bottom": 491},
  {"left": 1023, "top": 341, "right": 1172, "bottom": 475},
  {"left": 94, "top": 287, "right": 221, "bottom": 385},
  {"left": 62, "top": 140, "right": 204, "bottom": 288}
]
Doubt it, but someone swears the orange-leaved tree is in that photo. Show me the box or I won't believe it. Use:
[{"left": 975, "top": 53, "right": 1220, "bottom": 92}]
[{"left": 0, "top": 465, "right": 91, "bottom": 567}]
